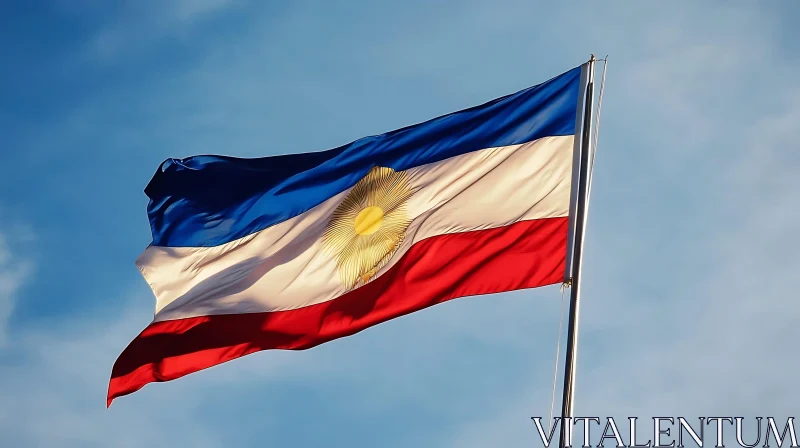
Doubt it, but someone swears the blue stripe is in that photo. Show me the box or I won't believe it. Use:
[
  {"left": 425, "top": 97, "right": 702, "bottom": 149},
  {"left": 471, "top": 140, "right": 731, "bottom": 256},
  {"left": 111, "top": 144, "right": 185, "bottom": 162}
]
[{"left": 146, "top": 66, "right": 582, "bottom": 247}]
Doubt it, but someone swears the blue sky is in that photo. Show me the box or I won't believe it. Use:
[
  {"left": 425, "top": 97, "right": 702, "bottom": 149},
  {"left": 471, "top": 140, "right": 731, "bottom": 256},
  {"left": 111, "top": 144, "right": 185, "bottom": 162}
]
[{"left": 2, "top": 1, "right": 799, "bottom": 446}]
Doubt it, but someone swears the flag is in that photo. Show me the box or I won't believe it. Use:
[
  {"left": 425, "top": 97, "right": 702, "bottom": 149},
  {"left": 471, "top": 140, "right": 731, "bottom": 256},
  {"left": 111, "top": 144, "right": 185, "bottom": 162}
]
[{"left": 108, "top": 66, "right": 583, "bottom": 405}]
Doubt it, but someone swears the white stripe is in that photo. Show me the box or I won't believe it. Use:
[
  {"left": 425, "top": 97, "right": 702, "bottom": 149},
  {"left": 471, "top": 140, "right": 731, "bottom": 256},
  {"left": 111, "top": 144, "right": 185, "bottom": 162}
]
[{"left": 139, "top": 135, "right": 574, "bottom": 322}]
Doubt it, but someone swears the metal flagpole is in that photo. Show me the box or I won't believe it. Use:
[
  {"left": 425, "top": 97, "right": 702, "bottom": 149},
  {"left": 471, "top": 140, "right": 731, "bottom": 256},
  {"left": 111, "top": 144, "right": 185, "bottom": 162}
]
[{"left": 558, "top": 55, "right": 596, "bottom": 448}]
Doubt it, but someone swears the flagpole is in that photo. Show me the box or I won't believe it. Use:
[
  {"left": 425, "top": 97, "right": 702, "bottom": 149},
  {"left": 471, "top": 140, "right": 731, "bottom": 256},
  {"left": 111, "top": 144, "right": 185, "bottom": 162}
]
[{"left": 558, "top": 55, "right": 596, "bottom": 448}]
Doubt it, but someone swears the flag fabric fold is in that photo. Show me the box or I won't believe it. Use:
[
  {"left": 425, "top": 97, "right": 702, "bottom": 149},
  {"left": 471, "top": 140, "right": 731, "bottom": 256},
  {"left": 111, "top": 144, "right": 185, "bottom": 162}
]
[{"left": 108, "top": 66, "right": 583, "bottom": 405}]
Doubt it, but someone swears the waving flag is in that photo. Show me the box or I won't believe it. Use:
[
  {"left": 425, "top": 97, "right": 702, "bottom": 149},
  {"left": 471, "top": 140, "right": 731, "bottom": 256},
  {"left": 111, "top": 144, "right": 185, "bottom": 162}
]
[{"left": 108, "top": 66, "right": 584, "bottom": 405}]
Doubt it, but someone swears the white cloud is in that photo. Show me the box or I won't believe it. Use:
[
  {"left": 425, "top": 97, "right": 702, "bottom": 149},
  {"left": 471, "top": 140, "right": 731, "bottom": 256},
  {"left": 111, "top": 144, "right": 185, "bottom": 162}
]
[
  {"left": 0, "top": 298, "right": 223, "bottom": 447},
  {"left": 0, "top": 219, "right": 34, "bottom": 348}
]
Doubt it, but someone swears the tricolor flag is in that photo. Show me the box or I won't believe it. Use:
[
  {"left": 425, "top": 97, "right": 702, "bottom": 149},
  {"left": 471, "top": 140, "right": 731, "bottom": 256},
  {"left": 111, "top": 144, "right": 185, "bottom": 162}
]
[{"left": 108, "top": 64, "right": 587, "bottom": 405}]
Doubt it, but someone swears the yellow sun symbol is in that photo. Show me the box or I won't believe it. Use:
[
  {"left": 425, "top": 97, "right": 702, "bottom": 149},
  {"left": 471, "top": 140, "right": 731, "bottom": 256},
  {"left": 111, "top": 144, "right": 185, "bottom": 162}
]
[{"left": 322, "top": 166, "right": 414, "bottom": 289}]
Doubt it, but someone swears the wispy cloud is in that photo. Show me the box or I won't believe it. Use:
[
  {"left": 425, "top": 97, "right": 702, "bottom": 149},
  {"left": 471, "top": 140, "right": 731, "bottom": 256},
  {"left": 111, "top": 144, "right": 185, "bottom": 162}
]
[
  {"left": 85, "top": 0, "right": 240, "bottom": 61},
  {"left": 0, "top": 297, "right": 223, "bottom": 447},
  {"left": 0, "top": 214, "right": 34, "bottom": 348}
]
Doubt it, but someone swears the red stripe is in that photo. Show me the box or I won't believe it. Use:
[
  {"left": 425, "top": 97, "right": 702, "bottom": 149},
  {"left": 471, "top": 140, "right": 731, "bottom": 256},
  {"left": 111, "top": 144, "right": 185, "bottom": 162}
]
[{"left": 108, "top": 217, "right": 568, "bottom": 405}]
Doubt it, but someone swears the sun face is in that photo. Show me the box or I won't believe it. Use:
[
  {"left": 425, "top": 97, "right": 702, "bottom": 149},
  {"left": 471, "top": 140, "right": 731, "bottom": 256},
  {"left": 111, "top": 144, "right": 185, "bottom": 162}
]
[{"left": 322, "top": 166, "right": 413, "bottom": 289}]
